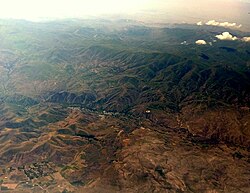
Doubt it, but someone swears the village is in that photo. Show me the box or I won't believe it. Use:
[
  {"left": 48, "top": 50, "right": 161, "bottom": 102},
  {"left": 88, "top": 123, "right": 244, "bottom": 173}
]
[{"left": 0, "top": 161, "right": 57, "bottom": 191}]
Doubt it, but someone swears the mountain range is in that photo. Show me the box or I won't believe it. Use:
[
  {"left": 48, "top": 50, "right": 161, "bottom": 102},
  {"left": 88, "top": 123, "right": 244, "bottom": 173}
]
[{"left": 0, "top": 19, "right": 249, "bottom": 192}]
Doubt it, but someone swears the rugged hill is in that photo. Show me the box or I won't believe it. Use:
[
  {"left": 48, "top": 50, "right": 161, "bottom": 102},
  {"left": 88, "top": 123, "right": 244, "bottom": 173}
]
[{"left": 0, "top": 19, "right": 249, "bottom": 192}]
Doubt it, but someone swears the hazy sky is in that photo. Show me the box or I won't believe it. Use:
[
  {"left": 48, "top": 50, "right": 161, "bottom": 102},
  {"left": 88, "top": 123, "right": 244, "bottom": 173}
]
[
  {"left": 0, "top": 0, "right": 249, "bottom": 28},
  {"left": 0, "top": 0, "right": 153, "bottom": 19}
]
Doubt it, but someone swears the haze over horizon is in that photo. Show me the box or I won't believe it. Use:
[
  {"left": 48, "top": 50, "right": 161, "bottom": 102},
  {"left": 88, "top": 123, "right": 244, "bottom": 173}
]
[{"left": 0, "top": 0, "right": 249, "bottom": 30}]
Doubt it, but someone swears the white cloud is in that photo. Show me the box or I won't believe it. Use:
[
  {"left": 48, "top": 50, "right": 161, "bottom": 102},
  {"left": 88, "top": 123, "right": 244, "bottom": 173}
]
[
  {"left": 181, "top": 41, "right": 188, "bottom": 45},
  {"left": 242, "top": 37, "right": 250, "bottom": 42},
  {"left": 195, "top": 40, "right": 207, "bottom": 45},
  {"left": 205, "top": 20, "right": 242, "bottom": 28},
  {"left": 215, "top": 32, "right": 238, "bottom": 41},
  {"left": 197, "top": 21, "right": 203, "bottom": 26}
]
